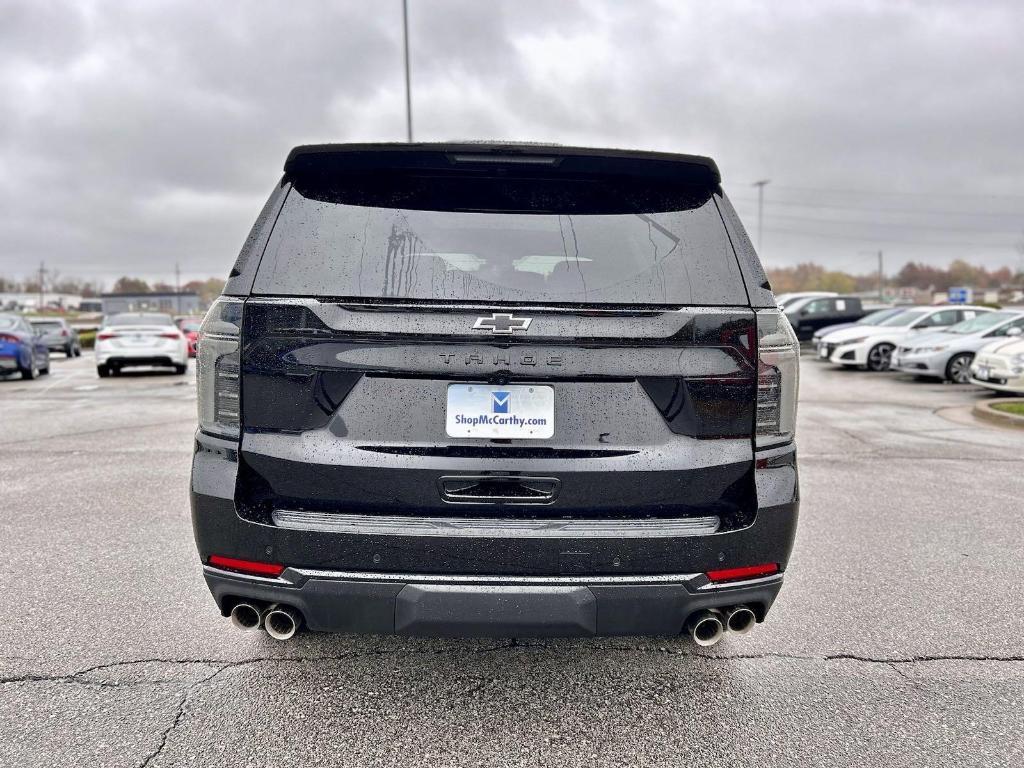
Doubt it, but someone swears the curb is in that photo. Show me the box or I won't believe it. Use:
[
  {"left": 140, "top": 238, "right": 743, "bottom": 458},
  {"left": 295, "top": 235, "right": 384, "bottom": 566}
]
[{"left": 972, "top": 398, "right": 1024, "bottom": 430}]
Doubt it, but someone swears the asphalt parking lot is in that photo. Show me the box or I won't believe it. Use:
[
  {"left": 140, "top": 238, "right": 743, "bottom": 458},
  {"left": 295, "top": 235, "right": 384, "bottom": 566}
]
[{"left": 1, "top": 353, "right": 1022, "bottom": 767}]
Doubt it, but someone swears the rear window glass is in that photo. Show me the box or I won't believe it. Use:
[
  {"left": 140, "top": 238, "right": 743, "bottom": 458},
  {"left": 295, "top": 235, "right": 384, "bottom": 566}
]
[
  {"left": 253, "top": 177, "right": 747, "bottom": 305},
  {"left": 860, "top": 308, "right": 902, "bottom": 325},
  {"left": 880, "top": 309, "right": 928, "bottom": 326},
  {"left": 31, "top": 320, "right": 63, "bottom": 331},
  {"left": 106, "top": 313, "right": 173, "bottom": 327},
  {"left": 947, "top": 311, "right": 1014, "bottom": 334}
]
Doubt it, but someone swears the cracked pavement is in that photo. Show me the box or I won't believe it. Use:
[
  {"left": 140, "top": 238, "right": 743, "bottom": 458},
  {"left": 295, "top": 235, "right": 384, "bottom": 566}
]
[{"left": 1, "top": 354, "right": 1022, "bottom": 766}]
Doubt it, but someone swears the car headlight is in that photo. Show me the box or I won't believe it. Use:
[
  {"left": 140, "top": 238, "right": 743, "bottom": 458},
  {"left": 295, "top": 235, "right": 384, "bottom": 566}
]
[
  {"left": 1012, "top": 354, "right": 1024, "bottom": 366},
  {"left": 916, "top": 345, "right": 947, "bottom": 353},
  {"left": 843, "top": 336, "right": 869, "bottom": 345}
]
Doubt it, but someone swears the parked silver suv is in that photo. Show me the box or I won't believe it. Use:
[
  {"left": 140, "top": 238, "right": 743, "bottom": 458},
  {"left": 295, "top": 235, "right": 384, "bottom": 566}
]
[{"left": 28, "top": 317, "right": 81, "bottom": 358}]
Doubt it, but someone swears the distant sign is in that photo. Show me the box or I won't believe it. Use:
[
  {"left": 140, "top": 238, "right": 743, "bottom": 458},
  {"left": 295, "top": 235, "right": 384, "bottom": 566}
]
[{"left": 948, "top": 286, "right": 972, "bottom": 304}]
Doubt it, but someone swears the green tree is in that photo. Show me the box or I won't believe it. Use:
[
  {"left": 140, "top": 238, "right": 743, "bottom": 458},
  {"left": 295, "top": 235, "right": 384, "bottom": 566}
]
[{"left": 112, "top": 277, "right": 151, "bottom": 294}]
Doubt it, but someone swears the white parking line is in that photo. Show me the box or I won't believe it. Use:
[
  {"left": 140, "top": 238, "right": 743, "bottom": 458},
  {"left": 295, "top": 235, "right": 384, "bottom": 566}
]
[{"left": 37, "top": 367, "right": 88, "bottom": 394}]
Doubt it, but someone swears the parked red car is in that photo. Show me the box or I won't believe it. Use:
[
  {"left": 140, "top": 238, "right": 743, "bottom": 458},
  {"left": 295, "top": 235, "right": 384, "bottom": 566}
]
[{"left": 175, "top": 318, "right": 203, "bottom": 358}]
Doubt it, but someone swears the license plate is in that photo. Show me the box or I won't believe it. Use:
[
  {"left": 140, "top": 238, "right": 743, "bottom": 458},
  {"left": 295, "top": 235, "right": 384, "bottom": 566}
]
[{"left": 446, "top": 384, "right": 554, "bottom": 439}]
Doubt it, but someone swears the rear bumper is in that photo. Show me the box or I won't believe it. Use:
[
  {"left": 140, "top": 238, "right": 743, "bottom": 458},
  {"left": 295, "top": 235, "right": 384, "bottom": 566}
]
[
  {"left": 191, "top": 431, "right": 799, "bottom": 636},
  {"left": 96, "top": 352, "right": 185, "bottom": 367},
  {"left": 203, "top": 565, "right": 784, "bottom": 637}
]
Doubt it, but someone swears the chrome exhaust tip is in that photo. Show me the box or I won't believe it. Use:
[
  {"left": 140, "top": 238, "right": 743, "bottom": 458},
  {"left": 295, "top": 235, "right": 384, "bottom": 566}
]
[
  {"left": 685, "top": 609, "right": 725, "bottom": 647},
  {"left": 229, "top": 602, "right": 263, "bottom": 631},
  {"left": 725, "top": 605, "right": 757, "bottom": 635},
  {"left": 263, "top": 604, "right": 303, "bottom": 641}
]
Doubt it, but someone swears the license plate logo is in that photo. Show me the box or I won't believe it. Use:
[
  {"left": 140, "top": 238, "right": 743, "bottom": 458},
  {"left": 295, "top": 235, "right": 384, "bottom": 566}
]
[{"left": 491, "top": 391, "right": 510, "bottom": 413}]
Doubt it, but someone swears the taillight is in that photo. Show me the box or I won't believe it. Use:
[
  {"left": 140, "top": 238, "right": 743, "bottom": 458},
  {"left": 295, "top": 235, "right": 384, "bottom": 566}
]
[
  {"left": 97, "top": 332, "right": 118, "bottom": 341},
  {"left": 197, "top": 297, "right": 242, "bottom": 438},
  {"left": 707, "top": 563, "right": 779, "bottom": 583},
  {"left": 755, "top": 309, "right": 799, "bottom": 448},
  {"left": 160, "top": 332, "right": 182, "bottom": 339},
  {"left": 208, "top": 555, "right": 284, "bottom": 577},
  {"left": 0, "top": 333, "right": 19, "bottom": 343},
  {"left": 61, "top": 329, "right": 69, "bottom": 337}
]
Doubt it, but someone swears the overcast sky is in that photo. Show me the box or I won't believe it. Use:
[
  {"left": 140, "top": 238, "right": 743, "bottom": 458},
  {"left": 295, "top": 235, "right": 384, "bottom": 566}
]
[{"left": 2, "top": 0, "right": 1022, "bottom": 287}]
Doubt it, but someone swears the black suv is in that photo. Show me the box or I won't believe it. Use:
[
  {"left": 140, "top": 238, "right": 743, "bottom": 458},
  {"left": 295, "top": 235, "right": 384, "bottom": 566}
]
[
  {"left": 786, "top": 295, "right": 866, "bottom": 341},
  {"left": 190, "top": 143, "right": 800, "bottom": 645}
]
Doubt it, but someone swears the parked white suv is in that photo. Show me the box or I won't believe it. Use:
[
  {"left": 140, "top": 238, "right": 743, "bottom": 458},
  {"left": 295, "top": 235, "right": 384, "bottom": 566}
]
[
  {"left": 95, "top": 312, "right": 188, "bottom": 377},
  {"left": 819, "top": 305, "right": 993, "bottom": 371}
]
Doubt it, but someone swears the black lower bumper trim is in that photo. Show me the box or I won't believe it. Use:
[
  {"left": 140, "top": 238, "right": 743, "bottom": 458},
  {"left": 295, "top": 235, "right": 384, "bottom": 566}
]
[{"left": 203, "top": 567, "right": 783, "bottom": 638}]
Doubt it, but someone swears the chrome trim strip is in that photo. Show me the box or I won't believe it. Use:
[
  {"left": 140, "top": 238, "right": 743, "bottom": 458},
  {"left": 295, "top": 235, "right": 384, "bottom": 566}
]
[
  {"left": 244, "top": 296, "right": 741, "bottom": 315},
  {"left": 271, "top": 509, "right": 720, "bottom": 538},
  {"left": 286, "top": 568, "right": 704, "bottom": 586},
  {"left": 202, "top": 566, "right": 291, "bottom": 585},
  {"left": 205, "top": 564, "right": 782, "bottom": 589}
]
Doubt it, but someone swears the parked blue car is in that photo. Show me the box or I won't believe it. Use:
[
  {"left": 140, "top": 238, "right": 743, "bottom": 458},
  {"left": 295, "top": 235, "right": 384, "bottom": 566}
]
[{"left": 0, "top": 313, "right": 50, "bottom": 380}]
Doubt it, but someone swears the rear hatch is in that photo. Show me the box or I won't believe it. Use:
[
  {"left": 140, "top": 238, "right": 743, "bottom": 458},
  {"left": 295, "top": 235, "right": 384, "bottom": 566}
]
[{"left": 234, "top": 146, "right": 758, "bottom": 532}]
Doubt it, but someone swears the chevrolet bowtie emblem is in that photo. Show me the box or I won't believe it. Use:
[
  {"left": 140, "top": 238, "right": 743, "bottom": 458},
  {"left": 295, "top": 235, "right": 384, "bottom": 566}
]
[{"left": 472, "top": 313, "right": 532, "bottom": 335}]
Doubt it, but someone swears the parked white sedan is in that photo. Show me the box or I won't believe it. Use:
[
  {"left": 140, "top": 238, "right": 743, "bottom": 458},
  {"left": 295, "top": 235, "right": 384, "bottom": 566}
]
[
  {"left": 819, "top": 305, "right": 992, "bottom": 371},
  {"left": 969, "top": 336, "right": 1024, "bottom": 394},
  {"left": 94, "top": 312, "right": 188, "bottom": 377},
  {"left": 891, "top": 311, "right": 1024, "bottom": 383}
]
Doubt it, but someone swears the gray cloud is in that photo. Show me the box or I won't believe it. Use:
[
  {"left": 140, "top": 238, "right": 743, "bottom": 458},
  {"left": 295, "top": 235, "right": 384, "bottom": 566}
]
[{"left": 1, "top": 0, "right": 1022, "bottom": 287}]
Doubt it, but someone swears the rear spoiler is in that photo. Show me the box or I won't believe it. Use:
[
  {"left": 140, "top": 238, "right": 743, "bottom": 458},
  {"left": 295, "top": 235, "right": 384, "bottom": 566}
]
[{"left": 284, "top": 142, "right": 721, "bottom": 186}]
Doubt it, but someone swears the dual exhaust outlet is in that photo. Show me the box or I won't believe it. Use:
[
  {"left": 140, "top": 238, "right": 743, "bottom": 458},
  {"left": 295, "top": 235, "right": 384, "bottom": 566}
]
[
  {"left": 229, "top": 601, "right": 303, "bottom": 641},
  {"left": 230, "top": 600, "right": 751, "bottom": 644},
  {"left": 685, "top": 605, "right": 757, "bottom": 647}
]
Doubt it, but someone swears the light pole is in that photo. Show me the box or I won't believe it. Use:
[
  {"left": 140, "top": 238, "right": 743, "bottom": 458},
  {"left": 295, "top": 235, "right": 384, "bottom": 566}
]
[
  {"left": 402, "top": 0, "right": 413, "bottom": 142},
  {"left": 859, "top": 249, "right": 884, "bottom": 301},
  {"left": 752, "top": 179, "right": 770, "bottom": 254}
]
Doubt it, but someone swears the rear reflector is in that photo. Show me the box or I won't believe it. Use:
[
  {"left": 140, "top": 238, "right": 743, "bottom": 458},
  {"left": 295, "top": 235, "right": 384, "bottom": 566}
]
[
  {"left": 706, "top": 563, "right": 779, "bottom": 583},
  {"left": 208, "top": 555, "right": 285, "bottom": 577}
]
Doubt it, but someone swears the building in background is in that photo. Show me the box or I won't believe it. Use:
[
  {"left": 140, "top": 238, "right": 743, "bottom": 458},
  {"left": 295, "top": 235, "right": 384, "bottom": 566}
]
[
  {"left": 0, "top": 292, "right": 85, "bottom": 311},
  {"left": 100, "top": 291, "right": 200, "bottom": 315}
]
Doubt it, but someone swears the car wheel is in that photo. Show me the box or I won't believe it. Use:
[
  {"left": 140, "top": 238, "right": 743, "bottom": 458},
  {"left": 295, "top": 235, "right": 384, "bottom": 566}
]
[
  {"left": 74, "top": 346, "right": 82, "bottom": 357},
  {"left": 97, "top": 365, "right": 110, "bottom": 378},
  {"left": 21, "top": 355, "right": 39, "bottom": 380},
  {"left": 945, "top": 352, "right": 974, "bottom": 384},
  {"left": 866, "top": 343, "right": 894, "bottom": 372},
  {"left": 66, "top": 344, "right": 74, "bottom": 357},
  {"left": 173, "top": 364, "right": 188, "bottom": 375}
]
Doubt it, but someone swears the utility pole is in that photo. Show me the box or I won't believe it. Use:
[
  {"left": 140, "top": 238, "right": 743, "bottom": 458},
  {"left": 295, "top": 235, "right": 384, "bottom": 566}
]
[
  {"left": 860, "top": 249, "right": 885, "bottom": 302},
  {"left": 38, "top": 261, "right": 47, "bottom": 310},
  {"left": 175, "top": 262, "right": 181, "bottom": 314},
  {"left": 877, "top": 250, "right": 884, "bottom": 302},
  {"left": 752, "top": 180, "right": 770, "bottom": 254},
  {"left": 402, "top": 0, "right": 413, "bottom": 143}
]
